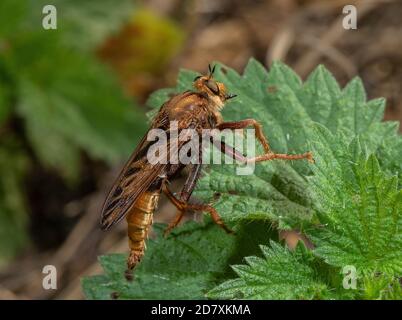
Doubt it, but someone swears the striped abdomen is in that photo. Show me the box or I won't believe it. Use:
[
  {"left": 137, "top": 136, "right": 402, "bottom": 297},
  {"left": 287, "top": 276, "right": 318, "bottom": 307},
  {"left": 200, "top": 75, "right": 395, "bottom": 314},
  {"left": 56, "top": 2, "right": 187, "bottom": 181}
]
[{"left": 126, "top": 190, "right": 160, "bottom": 270}]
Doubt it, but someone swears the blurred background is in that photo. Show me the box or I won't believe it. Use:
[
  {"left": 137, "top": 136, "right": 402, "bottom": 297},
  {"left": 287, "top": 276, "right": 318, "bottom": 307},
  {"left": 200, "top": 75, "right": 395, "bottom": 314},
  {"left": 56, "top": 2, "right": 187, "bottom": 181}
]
[{"left": 0, "top": 0, "right": 401, "bottom": 299}]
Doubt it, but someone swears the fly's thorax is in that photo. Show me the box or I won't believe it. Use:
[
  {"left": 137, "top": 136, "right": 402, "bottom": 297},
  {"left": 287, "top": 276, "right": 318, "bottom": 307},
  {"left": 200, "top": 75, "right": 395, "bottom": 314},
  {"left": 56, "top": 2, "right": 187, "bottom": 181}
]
[
  {"left": 206, "top": 102, "right": 224, "bottom": 127},
  {"left": 208, "top": 94, "right": 225, "bottom": 111}
]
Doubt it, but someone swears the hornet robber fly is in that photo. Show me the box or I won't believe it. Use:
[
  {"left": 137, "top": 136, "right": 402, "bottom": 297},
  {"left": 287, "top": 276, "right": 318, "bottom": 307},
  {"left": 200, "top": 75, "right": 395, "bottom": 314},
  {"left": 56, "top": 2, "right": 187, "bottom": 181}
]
[{"left": 100, "top": 64, "right": 313, "bottom": 278}]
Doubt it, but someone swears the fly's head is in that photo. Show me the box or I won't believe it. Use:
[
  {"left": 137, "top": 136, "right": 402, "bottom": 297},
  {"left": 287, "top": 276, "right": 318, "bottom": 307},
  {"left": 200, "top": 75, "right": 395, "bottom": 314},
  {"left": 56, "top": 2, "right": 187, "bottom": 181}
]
[{"left": 193, "top": 64, "right": 237, "bottom": 110}]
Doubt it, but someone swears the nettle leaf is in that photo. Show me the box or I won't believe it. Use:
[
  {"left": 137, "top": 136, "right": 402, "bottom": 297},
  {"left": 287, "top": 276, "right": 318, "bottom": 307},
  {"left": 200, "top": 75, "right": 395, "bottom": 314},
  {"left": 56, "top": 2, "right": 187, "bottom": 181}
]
[
  {"left": 307, "top": 124, "right": 402, "bottom": 276},
  {"left": 208, "top": 126, "right": 401, "bottom": 300},
  {"left": 207, "top": 241, "right": 332, "bottom": 300},
  {"left": 361, "top": 274, "right": 402, "bottom": 300},
  {"left": 147, "top": 59, "right": 401, "bottom": 229},
  {"left": 83, "top": 221, "right": 276, "bottom": 299}
]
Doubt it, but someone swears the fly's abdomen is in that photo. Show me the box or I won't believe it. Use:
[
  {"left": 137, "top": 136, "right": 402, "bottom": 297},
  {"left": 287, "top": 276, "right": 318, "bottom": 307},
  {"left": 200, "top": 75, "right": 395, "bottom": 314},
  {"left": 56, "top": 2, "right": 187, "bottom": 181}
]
[{"left": 126, "top": 190, "right": 160, "bottom": 270}]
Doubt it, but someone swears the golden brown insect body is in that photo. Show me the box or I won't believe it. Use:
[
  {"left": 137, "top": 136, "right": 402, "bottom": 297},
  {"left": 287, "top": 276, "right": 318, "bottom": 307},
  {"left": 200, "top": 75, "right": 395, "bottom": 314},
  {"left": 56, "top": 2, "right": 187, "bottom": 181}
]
[
  {"left": 125, "top": 190, "right": 159, "bottom": 269},
  {"left": 100, "top": 64, "right": 313, "bottom": 276}
]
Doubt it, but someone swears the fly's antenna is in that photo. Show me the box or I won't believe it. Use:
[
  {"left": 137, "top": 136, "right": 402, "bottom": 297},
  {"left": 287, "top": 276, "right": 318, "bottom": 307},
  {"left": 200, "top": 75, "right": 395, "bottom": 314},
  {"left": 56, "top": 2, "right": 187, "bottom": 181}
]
[{"left": 208, "top": 64, "right": 216, "bottom": 78}]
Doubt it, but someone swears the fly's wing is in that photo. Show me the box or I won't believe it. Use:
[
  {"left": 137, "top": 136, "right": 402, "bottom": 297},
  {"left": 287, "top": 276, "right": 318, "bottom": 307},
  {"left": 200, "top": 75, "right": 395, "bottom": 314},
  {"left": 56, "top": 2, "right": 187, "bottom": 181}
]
[
  {"left": 100, "top": 131, "right": 165, "bottom": 230},
  {"left": 100, "top": 136, "right": 193, "bottom": 230},
  {"left": 100, "top": 107, "right": 171, "bottom": 230}
]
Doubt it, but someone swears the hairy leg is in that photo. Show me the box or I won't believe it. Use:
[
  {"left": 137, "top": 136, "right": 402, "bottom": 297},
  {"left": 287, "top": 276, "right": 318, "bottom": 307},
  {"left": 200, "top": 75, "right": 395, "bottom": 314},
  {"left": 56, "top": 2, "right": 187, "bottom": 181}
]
[
  {"left": 163, "top": 163, "right": 202, "bottom": 236},
  {"left": 213, "top": 138, "right": 314, "bottom": 164},
  {"left": 162, "top": 182, "right": 233, "bottom": 235},
  {"left": 217, "top": 119, "right": 271, "bottom": 153}
]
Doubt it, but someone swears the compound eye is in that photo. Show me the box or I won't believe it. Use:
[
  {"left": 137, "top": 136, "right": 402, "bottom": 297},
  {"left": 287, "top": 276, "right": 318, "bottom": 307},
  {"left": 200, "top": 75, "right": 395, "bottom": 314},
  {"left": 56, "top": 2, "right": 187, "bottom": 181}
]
[
  {"left": 205, "top": 80, "right": 219, "bottom": 94},
  {"left": 193, "top": 75, "right": 201, "bottom": 82}
]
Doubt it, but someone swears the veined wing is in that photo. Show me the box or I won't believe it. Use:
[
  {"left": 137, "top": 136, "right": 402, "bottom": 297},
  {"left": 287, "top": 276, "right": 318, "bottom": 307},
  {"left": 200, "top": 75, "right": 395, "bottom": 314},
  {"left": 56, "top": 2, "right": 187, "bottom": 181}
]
[{"left": 100, "top": 129, "right": 168, "bottom": 230}]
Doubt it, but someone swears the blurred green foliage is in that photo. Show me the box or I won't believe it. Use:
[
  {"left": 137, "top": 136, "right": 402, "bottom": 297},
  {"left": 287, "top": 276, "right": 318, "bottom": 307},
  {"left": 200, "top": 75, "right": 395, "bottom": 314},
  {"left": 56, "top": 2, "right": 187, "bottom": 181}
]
[
  {"left": 0, "top": 0, "right": 149, "bottom": 262},
  {"left": 0, "top": 138, "right": 29, "bottom": 261}
]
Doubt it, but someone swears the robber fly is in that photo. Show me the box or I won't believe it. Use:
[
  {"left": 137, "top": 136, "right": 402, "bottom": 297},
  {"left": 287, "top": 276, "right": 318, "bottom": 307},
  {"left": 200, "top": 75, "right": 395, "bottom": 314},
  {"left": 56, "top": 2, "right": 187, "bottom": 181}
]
[{"left": 100, "top": 64, "right": 313, "bottom": 277}]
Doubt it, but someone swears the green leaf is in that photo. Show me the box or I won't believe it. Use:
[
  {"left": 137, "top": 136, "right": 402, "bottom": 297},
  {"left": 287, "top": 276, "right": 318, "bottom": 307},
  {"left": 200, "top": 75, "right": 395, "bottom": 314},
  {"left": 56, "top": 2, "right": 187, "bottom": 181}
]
[
  {"left": 208, "top": 126, "right": 401, "bottom": 300},
  {"left": 361, "top": 274, "right": 402, "bottom": 300},
  {"left": 83, "top": 220, "right": 277, "bottom": 299},
  {"left": 308, "top": 125, "right": 402, "bottom": 276},
  {"left": 208, "top": 241, "right": 332, "bottom": 300}
]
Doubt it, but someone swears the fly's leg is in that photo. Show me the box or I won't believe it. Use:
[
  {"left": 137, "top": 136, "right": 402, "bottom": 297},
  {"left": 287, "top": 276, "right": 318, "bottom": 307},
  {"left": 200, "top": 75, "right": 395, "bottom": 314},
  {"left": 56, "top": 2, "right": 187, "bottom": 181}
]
[
  {"left": 163, "top": 210, "right": 185, "bottom": 237},
  {"left": 247, "top": 151, "right": 313, "bottom": 163},
  {"left": 212, "top": 136, "right": 314, "bottom": 164},
  {"left": 162, "top": 182, "right": 234, "bottom": 235},
  {"left": 163, "top": 163, "right": 202, "bottom": 236},
  {"left": 217, "top": 119, "right": 271, "bottom": 153}
]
